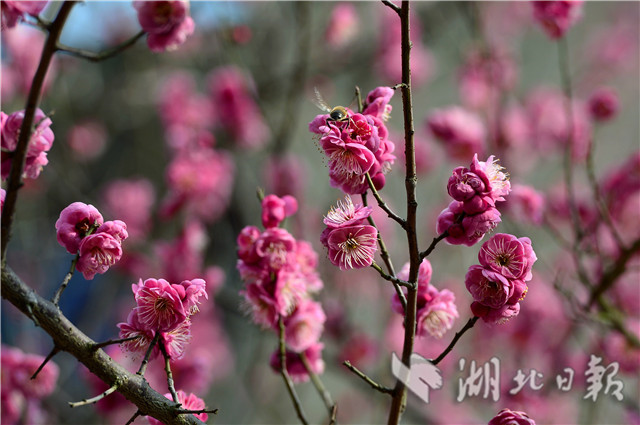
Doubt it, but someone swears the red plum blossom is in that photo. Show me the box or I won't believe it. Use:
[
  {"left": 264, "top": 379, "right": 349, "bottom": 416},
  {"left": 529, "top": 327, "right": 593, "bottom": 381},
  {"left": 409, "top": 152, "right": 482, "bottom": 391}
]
[
  {"left": 531, "top": 0, "right": 584, "bottom": 39},
  {"left": 134, "top": 0, "right": 195, "bottom": 52},
  {"left": 488, "top": 408, "right": 536, "bottom": 425},
  {"left": 55, "top": 202, "right": 104, "bottom": 254},
  {"left": 76, "top": 232, "right": 124, "bottom": 280}
]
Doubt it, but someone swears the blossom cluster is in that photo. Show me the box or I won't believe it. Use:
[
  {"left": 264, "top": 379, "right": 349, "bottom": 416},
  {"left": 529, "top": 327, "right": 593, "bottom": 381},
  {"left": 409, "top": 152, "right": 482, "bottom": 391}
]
[
  {"left": 320, "top": 195, "right": 378, "bottom": 271},
  {"left": 117, "top": 277, "right": 207, "bottom": 360},
  {"left": 1, "top": 345, "right": 59, "bottom": 425},
  {"left": 309, "top": 86, "right": 396, "bottom": 195},
  {"left": 1, "top": 108, "right": 54, "bottom": 181},
  {"left": 55, "top": 202, "right": 128, "bottom": 280},
  {"left": 391, "top": 259, "right": 459, "bottom": 339},
  {"left": 437, "top": 154, "right": 511, "bottom": 246},
  {"left": 465, "top": 233, "right": 537, "bottom": 324},
  {"left": 237, "top": 194, "right": 326, "bottom": 383},
  {"left": 133, "top": 0, "right": 195, "bottom": 52}
]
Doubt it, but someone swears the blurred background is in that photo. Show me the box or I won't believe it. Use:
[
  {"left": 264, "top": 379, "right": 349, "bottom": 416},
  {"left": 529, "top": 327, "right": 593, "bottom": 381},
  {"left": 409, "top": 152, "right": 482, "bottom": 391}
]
[{"left": 1, "top": 2, "right": 638, "bottom": 424}]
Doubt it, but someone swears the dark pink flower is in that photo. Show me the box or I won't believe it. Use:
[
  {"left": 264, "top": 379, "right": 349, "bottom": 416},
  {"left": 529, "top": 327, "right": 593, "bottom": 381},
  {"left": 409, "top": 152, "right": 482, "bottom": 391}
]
[
  {"left": 488, "top": 408, "right": 536, "bottom": 425},
  {"left": 237, "top": 225, "right": 261, "bottom": 264},
  {"left": 76, "top": 232, "right": 123, "bottom": 280},
  {"left": 471, "top": 299, "right": 521, "bottom": 325},
  {"left": 134, "top": 0, "right": 195, "bottom": 53},
  {"left": 160, "top": 319, "right": 192, "bottom": 360},
  {"left": 478, "top": 233, "right": 527, "bottom": 280},
  {"left": 588, "top": 87, "right": 619, "bottom": 122},
  {"left": 117, "top": 310, "right": 157, "bottom": 360},
  {"left": 55, "top": 202, "right": 104, "bottom": 254},
  {"left": 436, "top": 201, "right": 501, "bottom": 247},
  {"left": 96, "top": 220, "right": 129, "bottom": 244},
  {"left": 179, "top": 278, "right": 208, "bottom": 315},
  {"left": 147, "top": 390, "right": 207, "bottom": 425},
  {"left": 426, "top": 106, "right": 486, "bottom": 161},
  {"left": 1, "top": 1, "right": 48, "bottom": 30},
  {"left": 269, "top": 343, "right": 325, "bottom": 384},
  {"left": 284, "top": 299, "right": 326, "bottom": 352},
  {"left": 134, "top": 278, "right": 188, "bottom": 332},
  {"left": 465, "top": 265, "right": 513, "bottom": 309},
  {"left": 261, "top": 194, "right": 298, "bottom": 229},
  {"left": 325, "top": 224, "right": 378, "bottom": 270},
  {"left": 362, "top": 86, "right": 394, "bottom": 121},
  {"left": 255, "top": 227, "right": 297, "bottom": 271},
  {"left": 531, "top": 0, "right": 583, "bottom": 39},
  {"left": 1, "top": 108, "right": 54, "bottom": 180}
]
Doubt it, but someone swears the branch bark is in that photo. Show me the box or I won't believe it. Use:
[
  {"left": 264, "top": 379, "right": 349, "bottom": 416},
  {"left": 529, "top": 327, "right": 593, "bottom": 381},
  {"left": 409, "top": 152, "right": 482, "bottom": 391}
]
[{"left": 1, "top": 266, "right": 205, "bottom": 425}]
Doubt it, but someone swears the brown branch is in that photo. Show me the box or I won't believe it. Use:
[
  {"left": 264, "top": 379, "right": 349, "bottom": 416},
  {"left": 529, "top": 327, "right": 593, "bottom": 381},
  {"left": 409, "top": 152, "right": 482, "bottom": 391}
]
[
  {"left": 419, "top": 231, "right": 449, "bottom": 261},
  {"left": 432, "top": 316, "right": 479, "bottom": 365},
  {"left": 31, "top": 345, "right": 60, "bottom": 379},
  {"left": 371, "top": 263, "right": 412, "bottom": 289},
  {"left": 1, "top": 266, "right": 205, "bottom": 425},
  {"left": 1, "top": 1, "right": 75, "bottom": 263},
  {"left": 299, "top": 351, "right": 335, "bottom": 416},
  {"left": 381, "top": 0, "right": 401, "bottom": 14},
  {"left": 343, "top": 360, "right": 393, "bottom": 395},
  {"left": 365, "top": 172, "right": 406, "bottom": 228},
  {"left": 55, "top": 30, "right": 146, "bottom": 63},
  {"left": 588, "top": 236, "right": 640, "bottom": 308},
  {"left": 51, "top": 254, "right": 78, "bottom": 306}
]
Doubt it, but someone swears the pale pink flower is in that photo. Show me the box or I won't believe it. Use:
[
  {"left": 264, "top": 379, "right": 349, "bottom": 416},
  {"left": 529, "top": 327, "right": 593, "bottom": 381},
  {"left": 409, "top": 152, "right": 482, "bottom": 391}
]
[
  {"left": 76, "top": 232, "right": 123, "bottom": 280},
  {"left": 588, "top": 87, "right": 619, "bottom": 122},
  {"left": 117, "top": 310, "right": 157, "bottom": 360},
  {"left": 426, "top": 106, "right": 486, "bottom": 161},
  {"left": 325, "top": 224, "right": 378, "bottom": 270},
  {"left": 160, "top": 319, "right": 192, "bottom": 360},
  {"left": 416, "top": 287, "right": 458, "bottom": 338},
  {"left": 531, "top": 0, "right": 583, "bottom": 39},
  {"left": 67, "top": 120, "right": 107, "bottom": 161},
  {"left": 208, "top": 66, "right": 270, "bottom": 149},
  {"left": 261, "top": 194, "right": 298, "bottom": 229},
  {"left": 102, "top": 178, "right": 155, "bottom": 241},
  {"left": 323, "top": 195, "right": 372, "bottom": 229},
  {"left": 269, "top": 342, "right": 325, "bottom": 384},
  {"left": 1, "top": 108, "right": 54, "bottom": 180},
  {"left": 325, "top": 3, "right": 359, "bottom": 49},
  {"left": 295, "top": 240, "right": 324, "bottom": 293},
  {"left": 179, "top": 278, "right": 207, "bottom": 315},
  {"left": 488, "top": 408, "right": 536, "bottom": 425},
  {"left": 133, "top": 278, "right": 188, "bottom": 332},
  {"left": 55, "top": 202, "right": 104, "bottom": 254},
  {"left": 1, "top": 188, "right": 5, "bottom": 213},
  {"left": 284, "top": 299, "right": 326, "bottom": 352},
  {"left": 134, "top": 0, "right": 195, "bottom": 53},
  {"left": 1, "top": 1, "right": 48, "bottom": 30},
  {"left": 147, "top": 390, "right": 207, "bottom": 425}
]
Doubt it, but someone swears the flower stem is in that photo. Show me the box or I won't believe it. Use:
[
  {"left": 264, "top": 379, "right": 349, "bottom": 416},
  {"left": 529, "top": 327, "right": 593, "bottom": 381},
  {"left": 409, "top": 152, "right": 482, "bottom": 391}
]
[
  {"left": 69, "top": 383, "right": 119, "bottom": 408},
  {"left": 431, "top": 316, "right": 479, "bottom": 365},
  {"left": 159, "top": 342, "right": 179, "bottom": 403},
  {"left": 278, "top": 317, "right": 309, "bottom": 425},
  {"left": 300, "top": 351, "right": 335, "bottom": 415},
  {"left": 56, "top": 30, "right": 146, "bottom": 62},
  {"left": 51, "top": 254, "right": 79, "bottom": 306},
  {"left": 136, "top": 333, "right": 160, "bottom": 376},
  {"left": 343, "top": 360, "right": 393, "bottom": 395}
]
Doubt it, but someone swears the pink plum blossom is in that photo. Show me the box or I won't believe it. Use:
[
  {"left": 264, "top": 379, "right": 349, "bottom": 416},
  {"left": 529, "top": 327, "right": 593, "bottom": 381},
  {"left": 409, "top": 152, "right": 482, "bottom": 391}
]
[
  {"left": 488, "top": 408, "right": 536, "bottom": 425},
  {"left": 261, "top": 194, "right": 298, "bottom": 229},
  {"left": 284, "top": 299, "right": 326, "bottom": 352},
  {"left": 531, "top": 0, "right": 584, "bottom": 39},
  {"left": 436, "top": 201, "right": 501, "bottom": 247},
  {"left": 147, "top": 390, "right": 207, "bottom": 425},
  {"left": 263, "top": 154, "right": 307, "bottom": 199},
  {"left": 133, "top": 278, "right": 188, "bottom": 332},
  {"left": 160, "top": 319, "right": 192, "bottom": 360},
  {"left": 325, "top": 224, "right": 378, "bottom": 270},
  {"left": 588, "top": 87, "right": 619, "bottom": 122},
  {"left": 426, "top": 106, "right": 486, "bottom": 161},
  {"left": 157, "top": 72, "right": 213, "bottom": 132},
  {"left": 323, "top": 195, "right": 372, "bottom": 229},
  {"left": 295, "top": 240, "right": 324, "bottom": 293},
  {"left": 55, "top": 202, "right": 104, "bottom": 254},
  {"left": 502, "top": 184, "right": 545, "bottom": 225},
  {"left": 478, "top": 233, "right": 535, "bottom": 281},
  {"left": 76, "top": 232, "right": 123, "bottom": 280},
  {"left": 1, "top": 1, "right": 48, "bottom": 30},
  {"left": 1, "top": 108, "right": 54, "bottom": 180},
  {"left": 102, "top": 179, "right": 155, "bottom": 241},
  {"left": 1, "top": 188, "right": 5, "bottom": 213},
  {"left": 465, "top": 265, "right": 516, "bottom": 309},
  {"left": 134, "top": 0, "right": 195, "bottom": 52},
  {"left": 96, "top": 220, "right": 129, "bottom": 244},
  {"left": 117, "top": 310, "right": 158, "bottom": 360},
  {"left": 416, "top": 286, "right": 458, "bottom": 338},
  {"left": 269, "top": 343, "right": 325, "bottom": 384}
]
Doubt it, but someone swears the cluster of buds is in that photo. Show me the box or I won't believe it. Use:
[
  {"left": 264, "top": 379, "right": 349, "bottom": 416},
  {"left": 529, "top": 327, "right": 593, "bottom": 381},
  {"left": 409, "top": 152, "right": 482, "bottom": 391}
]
[
  {"left": 465, "top": 233, "right": 537, "bottom": 324},
  {"left": 320, "top": 195, "right": 378, "bottom": 271},
  {"left": 309, "top": 87, "right": 396, "bottom": 195},
  {"left": 237, "top": 194, "right": 326, "bottom": 382},
  {"left": 55, "top": 202, "right": 128, "bottom": 280},
  {"left": 437, "top": 154, "right": 511, "bottom": 246},
  {"left": 391, "top": 259, "right": 459, "bottom": 339},
  {"left": 118, "top": 277, "right": 207, "bottom": 360},
  {"left": 1, "top": 109, "right": 54, "bottom": 181}
]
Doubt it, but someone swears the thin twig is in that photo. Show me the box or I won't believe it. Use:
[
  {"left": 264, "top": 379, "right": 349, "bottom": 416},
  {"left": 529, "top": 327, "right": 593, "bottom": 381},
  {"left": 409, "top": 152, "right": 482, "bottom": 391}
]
[
  {"left": 125, "top": 410, "right": 142, "bottom": 425},
  {"left": 419, "top": 231, "right": 448, "bottom": 261},
  {"left": 343, "top": 360, "right": 393, "bottom": 394},
  {"left": 588, "top": 236, "right": 640, "bottom": 308},
  {"left": 371, "top": 263, "right": 412, "bottom": 288},
  {"left": 278, "top": 317, "right": 309, "bottom": 425},
  {"left": 1, "top": 1, "right": 76, "bottom": 263},
  {"left": 69, "top": 383, "right": 119, "bottom": 408},
  {"left": 56, "top": 30, "right": 146, "bottom": 62},
  {"left": 381, "top": 0, "right": 401, "bottom": 14},
  {"left": 365, "top": 172, "right": 406, "bottom": 228},
  {"left": 31, "top": 346, "right": 60, "bottom": 379},
  {"left": 159, "top": 341, "right": 180, "bottom": 403},
  {"left": 432, "top": 317, "right": 479, "bottom": 365},
  {"left": 355, "top": 86, "right": 363, "bottom": 113},
  {"left": 299, "top": 351, "right": 334, "bottom": 414},
  {"left": 136, "top": 333, "right": 160, "bottom": 376},
  {"left": 51, "top": 254, "right": 79, "bottom": 306},
  {"left": 178, "top": 409, "right": 219, "bottom": 416},
  {"left": 93, "top": 335, "right": 141, "bottom": 351},
  {"left": 328, "top": 404, "right": 338, "bottom": 425}
]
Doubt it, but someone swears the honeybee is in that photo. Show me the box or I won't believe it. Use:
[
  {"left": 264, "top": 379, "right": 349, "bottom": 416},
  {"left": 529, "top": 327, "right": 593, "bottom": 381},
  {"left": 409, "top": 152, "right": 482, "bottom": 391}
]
[{"left": 314, "top": 87, "right": 351, "bottom": 128}]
